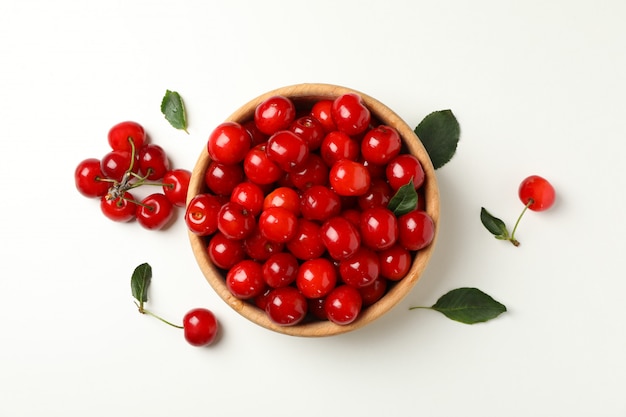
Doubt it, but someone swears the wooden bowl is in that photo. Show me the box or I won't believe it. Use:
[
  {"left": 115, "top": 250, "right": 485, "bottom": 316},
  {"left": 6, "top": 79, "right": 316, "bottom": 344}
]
[{"left": 187, "top": 83, "right": 440, "bottom": 337}]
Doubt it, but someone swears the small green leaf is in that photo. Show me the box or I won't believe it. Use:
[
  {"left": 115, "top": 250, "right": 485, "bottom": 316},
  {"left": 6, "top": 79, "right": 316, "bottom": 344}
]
[
  {"left": 414, "top": 109, "right": 460, "bottom": 169},
  {"left": 414, "top": 287, "right": 507, "bottom": 324},
  {"left": 387, "top": 178, "right": 418, "bottom": 216},
  {"left": 131, "top": 263, "right": 152, "bottom": 304},
  {"left": 480, "top": 207, "right": 510, "bottom": 240},
  {"left": 161, "top": 90, "right": 188, "bottom": 133}
]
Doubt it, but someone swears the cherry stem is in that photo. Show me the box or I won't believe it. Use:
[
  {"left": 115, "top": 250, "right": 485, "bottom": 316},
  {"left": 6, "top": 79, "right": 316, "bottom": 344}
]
[
  {"left": 509, "top": 199, "right": 533, "bottom": 247},
  {"left": 134, "top": 301, "right": 183, "bottom": 329}
]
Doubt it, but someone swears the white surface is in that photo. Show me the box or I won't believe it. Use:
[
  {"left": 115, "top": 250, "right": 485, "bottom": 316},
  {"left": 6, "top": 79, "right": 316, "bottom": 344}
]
[{"left": 1, "top": 1, "right": 625, "bottom": 416}]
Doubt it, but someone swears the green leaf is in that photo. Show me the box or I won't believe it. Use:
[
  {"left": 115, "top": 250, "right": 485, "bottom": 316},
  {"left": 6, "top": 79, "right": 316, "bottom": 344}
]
[
  {"left": 161, "top": 90, "right": 188, "bottom": 133},
  {"left": 387, "top": 178, "right": 418, "bottom": 216},
  {"left": 421, "top": 287, "right": 507, "bottom": 324},
  {"left": 131, "top": 263, "right": 152, "bottom": 304},
  {"left": 414, "top": 109, "right": 460, "bottom": 169},
  {"left": 480, "top": 207, "right": 510, "bottom": 240}
]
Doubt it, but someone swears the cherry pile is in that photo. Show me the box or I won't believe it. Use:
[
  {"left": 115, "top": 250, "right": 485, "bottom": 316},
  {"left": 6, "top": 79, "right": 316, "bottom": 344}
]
[
  {"left": 186, "top": 93, "right": 436, "bottom": 327},
  {"left": 74, "top": 121, "right": 191, "bottom": 230}
]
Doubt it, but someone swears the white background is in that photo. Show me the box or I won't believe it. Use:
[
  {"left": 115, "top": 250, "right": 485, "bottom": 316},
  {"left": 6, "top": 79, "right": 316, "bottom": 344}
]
[{"left": 1, "top": 1, "right": 625, "bottom": 416}]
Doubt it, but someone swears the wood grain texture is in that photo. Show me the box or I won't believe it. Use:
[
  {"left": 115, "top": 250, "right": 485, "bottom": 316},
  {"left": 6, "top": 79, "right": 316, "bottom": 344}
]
[{"left": 187, "top": 83, "right": 440, "bottom": 337}]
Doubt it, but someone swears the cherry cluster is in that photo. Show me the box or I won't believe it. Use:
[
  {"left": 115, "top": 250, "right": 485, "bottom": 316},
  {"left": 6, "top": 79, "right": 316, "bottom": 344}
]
[
  {"left": 186, "top": 93, "right": 436, "bottom": 327},
  {"left": 74, "top": 121, "right": 191, "bottom": 230}
]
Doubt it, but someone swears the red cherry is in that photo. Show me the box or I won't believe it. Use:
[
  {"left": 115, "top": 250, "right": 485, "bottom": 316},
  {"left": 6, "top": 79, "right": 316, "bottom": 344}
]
[
  {"left": 265, "top": 286, "right": 308, "bottom": 326},
  {"left": 136, "top": 193, "right": 174, "bottom": 230},
  {"left": 320, "top": 131, "right": 360, "bottom": 166},
  {"left": 310, "top": 99, "right": 336, "bottom": 133},
  {"left": 258, "top": 207, "right": 298, "bottom": 243},
  {"left": 296, "top": 258, "right": 338, "bottom": 299},
  {"left": 217, "top": 201, "right": 255, "bottom": 240},
  {"left": 162, "top": 169, "right": 191, "bottom": 207},
  {"left": 107, "top": 121, "right": 146, "bottom": 152},
  {"left": 324, "top": 285, "right": 363, "bottom": 325},
  {"left": 329, "top": 160, "right": 371, "bottom": 197},
  {"left": 300, "top": 185, "right": 342, "bottom": 222},
  {"left": 386, "top": 154, "right": 425, "bottom": 191},
  {"left": 262, "top": 252, "right": 299, "bottom": 288},
  {"left": 320, "top": 217, "right": 361, "bottom": 261},
  {"left": 226, "top": 260, "right": 267, "bottom": 300},
  {"left": 243, "top": 228, "right": 285, "bottom": 261},
  {"left": 204, "top": 161, "right": 244, "bottom": 196},
  {"left": 518, "top": 175, "right": 555, "bottom": 211},
  {"left": 254, "top": 95, "right": 296, "bottom": 135},
  {"left": 357, "top": 179, "right": 393, "bottom": 210},
  {"left": 361, "top": 125, "right": 402, "bottom": 165},
  {"left": 207, "top": 232, "right": 245, "bottom": 270},
  {"left": 183, "top": 308, "right": 219, "bottom": 347},
  {"left": 289, "top": 153, "right": 329, "bottom": 190},
  {"left": 230, "top": 182, "right": 265, "bottom": 216},
  {"left": 331, "top": 93, "right": 371, "bottom": 136},
  {"left": 266, "top": 130, "right": 310, "bottom": 172},
  {"left": 359, "top": 206, "right": 399, "bottom": 251},
  {"left": 286, "top": 219, "right": 327, "bottom": 261},
  {"left": 185, "top": 193, "right": 222, "bottom": 236},
  {"left": 339, "top": 247, "right": 380, "bottom": 288},
  {"left": 263, "top": 186, "right": 301, "bottom": 216},
  {"left": 358, "top": 277, "right": 388, "bottom": 306},
  {"left": 207, "top": 121, "right": 251, "bottom": 165},
  {"left": 100, "top": 192, "right": 136, "bottom": 222},
  {"left": 138, "top": 144, "right": 170, "bottom": 180},
  {"left": 289, "top": 115, "right": 325, "bottom": 150},
  {"left": 397, "top": 210, "right": 435, "bottom": 251},
  {"left": 75, "top": 158, "right": 110, "bottom": 198},
  {"left": 378, "top": 244, "right": 412, "bottom": 281},
  {"left": 243, "top": 144, "right": 283, "bottom": 185},
  {"left": 101, "top": 149, "right": 136, "bottom": 182}
]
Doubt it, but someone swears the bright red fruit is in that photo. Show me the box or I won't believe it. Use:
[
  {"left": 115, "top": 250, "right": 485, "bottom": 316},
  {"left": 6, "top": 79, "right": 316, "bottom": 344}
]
[
  {"left": 339, "top": 247, "right": 380, "bottom": 288},
  {"left": 254, "top": 95, "right": 296, "bottom": 135},
  {"left": 136, "top": 193, "right": 174, "bottom": 230},
  {"left": 398, "top": 210, "right": 435, "bottom": 251},
  {"left": 518, "top": 175, "right": 555, "bottom": 211},
  {"left": 361, "top": 125, "right": 401, "bottom": 165},
  {"left": 100, "top": 192, "right": 136, "bottom": 222},
  {"left": 208, "top": 232, "right": 245, "bottom": 270},
  {"left": 286, "top": 219, "right": 326, "bottom": 260},
  {"left": 138, "top": 144, "right": 170, "bottom": 180},
  {"left": 75, "top": 158, "right": 110, "bottom": 198},
  {"left": 205, "top": 161, "right": 244, "bottom": 196},
  {"left": 358, "top": 277, "right": 387, "bottom": 306},
  {"left": 107, "top": 121, "right": 146, "bottom": 152},
  {"left": 162, "top": 169, "right": 191, "bottom": 207},
  {"left": 217, "top": 202, "right": 255, "bottom": 240},
  {"left": 359, "top": 207, "right": 398, "bottom": 250},
  {"left": 243, "top": 144, "right": 283, "bottom": 185},
  {"left": 207, "top": 122, "right": 251, "bottom": 165},
  {"left": 230, "top": 182, "right": 265, "bottom": 216},
  {"left": 266, "top": 130, "right": 309, "bottom": 172},
  {"left": 320, "top": 131, "right": 360, "bottom": 166},
  {"left": 263, "top": 186, "right": 301, "bottom": 215},
  {"left": 331, "top": 93, "right": 371, "bottom": 136},
  {"left": 226, "top": 260, "right": 266, "bottom": 300},
  {"left": 289, "top": 115, "right": 325, "bottom": 150},
  {"left": 320, "top": 217, "right": 361, "bottom": 260},
  {"left": 386, "top": 154, "right": 425, "bottom": 191},
  {"left": 265, "top": 286, "right": 308, "bottom": 326},
  {"left": 185, "top": 193, "right": 222, "bottom": 236},
  {"left": 243, "top": 228, "right": 285, "bottom": 261},
  {"left": 300, "top": 185, "right": 342, "bottom": 222},
  {"left": 329, "top": 160, "right": 371, "bottom": 196},
  {"left": 183, "top": 308, "right": 219, "bottom": 347},
  {"left": 324, "top": 285, "right": 363, "bottom": 325},
  {"left": 101, "top": 150, "right": 135, "bottom": 182},
  {"left": 262, "top": 252, "right": 299, "bottom": 288},
  {"left": 310, "top": 99, "right": 336, "bottom": 133},
  {"left": 296, "top": 258, "right": 338, "bottom": 299},
  {"left": 258, "top": 207, "right": 298, "bottom": 243},
  {"left": 378, "top": 244, "right": 412, "bottom": 281}
]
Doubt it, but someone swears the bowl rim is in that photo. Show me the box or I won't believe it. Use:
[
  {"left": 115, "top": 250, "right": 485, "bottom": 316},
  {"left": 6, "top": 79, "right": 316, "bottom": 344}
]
[{"left": 187, "top": 82, "right": 440, "bottom": 337}]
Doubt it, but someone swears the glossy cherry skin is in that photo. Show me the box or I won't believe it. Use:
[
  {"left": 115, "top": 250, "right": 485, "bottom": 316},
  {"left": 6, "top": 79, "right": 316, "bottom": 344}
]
[
  {"left": 101, "top": 149, "right": 136, "bottom": 182},
  {"left": 310, "top": 99, "right": 336, "bottom": 133},
  {"left": 183, "top": 308, "right": 219, "bottom": 347},
  {"left": 258, "top": 206, "right": 298, "bottom": 243},
  {"left": 266, "top": 130, "right": 310, "bottom": 172},
  {"left": 518, "top": 175, "right": 556, "bottom": 211},
  {"left": 138, "top": 144, "right": 170, "bottom": 180},
  {"left": 75, "top": 158, "right": 110, "bottom": 198},
  {"left": 329, "top": 160, "right": 371, "bottom": 197},
  {"left": 262, "top": 252, "right": 299, "bottom": 288},
  {"left": 265, "top": 286, "right": 308, "bottom": 326},
  {"left": 320, "top": 131, "right": 360, "bottom": 166},
  {"left": 296, "top": 258, "right": 338, "bottom": 299},
  {"left": 243, "top": 144, "right": 283, "bottom": 185},
  {"left": 358, "top": 277, "right": 387, "bottom": 306},
  {"left": 331, "top": 93, "right": 371, "bottom": 136},
  {"left": 300, "top": 185, "right": 342, "bottom": 222},
  {"left": 286, "top": 219, "right": 327, "bottom": 261},
  {"left": 359, "top": 207, "right": 399, "bottom": 251},
  {"left": 162, "top": 169, "right": 191, "bottom": 207},
  {"left": 263, "top": 186, "right": 301, "bottom": 216},
  {"left": 207, "top": 121, "right": 251, "bottom": 165},
  {"left": 217, "top": 201, "right": 255, "bottom": 240},
  {"left": 254, "top": 95, "right": 296, "bottom": 135},
  {"left": 386, "top": 154, "right": 425, "bottom": 191},
  {"left": 100, "top": 192, "right": 136, "bottom": 222},
  {"left": 207, "top": 232, "right": 245, "bottom": 270},
  {"left": 339, "top": 247, "right": 380, "bottom": 288},
  {"left": 230, "top": 182, "right": 265, "bottom": 216},
  {"left": 243, "top": 228, "right": 285, "bottom": 261},
  {"left": 107, "top": 121, "right": 146, "bottom": 152},
  {"left": 320, "top": 217, "right": 361, "bottom": 261},
  {"left": 205, "top": 161, "right": 244, "bottom": 196},
  {"left": 226, "top": 260, "right": 267, "bottom": 300},
  {"left": 185, "top": 193, "right": 222, "bottom": 236},
  {"left": 136, "top": 193, "right": 174, "bottom": 230},
  {"left": 361, "top": 125, "right": 402, "bottom": 165},
  {"left": 324, "top": 285, "right": 363, "bottom": 325},
  {"left": 289, "top": 115, "right": 325, "bottom": 150},
  {"left": 378, "top": 244, "right": 412, "bottom": 281},
  {"left": 397, "top": 210, "right": 435, "bottom": 251},
  {"left": 357, "top": 179, "right": 393, "bottom": 210},
  {"left": 289, "top": 153, "right": 329, "bottom": 190}
]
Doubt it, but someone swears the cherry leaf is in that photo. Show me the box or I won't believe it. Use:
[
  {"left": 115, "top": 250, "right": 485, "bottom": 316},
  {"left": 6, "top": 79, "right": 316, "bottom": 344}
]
[
  {"left": 414, "top": 109, "right": 460, "bottom": 169},
  {"left": 411, "top": 287, "right": 507, "bottom": 324},
  {"left": 480, "top": 207, "right": 510, "bottom": 240},
  {"left": 131, "top": 262, "right": 152, "bottom": 304},
  {"left": 387, "top": 179, "right": 418, "bottom": 216},
  {"left": 161, "top": 90, "right": 188, "bottom": 133}
]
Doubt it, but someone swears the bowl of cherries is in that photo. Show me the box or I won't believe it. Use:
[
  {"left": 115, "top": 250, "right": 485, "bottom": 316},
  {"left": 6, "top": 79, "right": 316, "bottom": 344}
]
[{"left": 185, "top": 83, "right": 440, "bottom": 337}]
